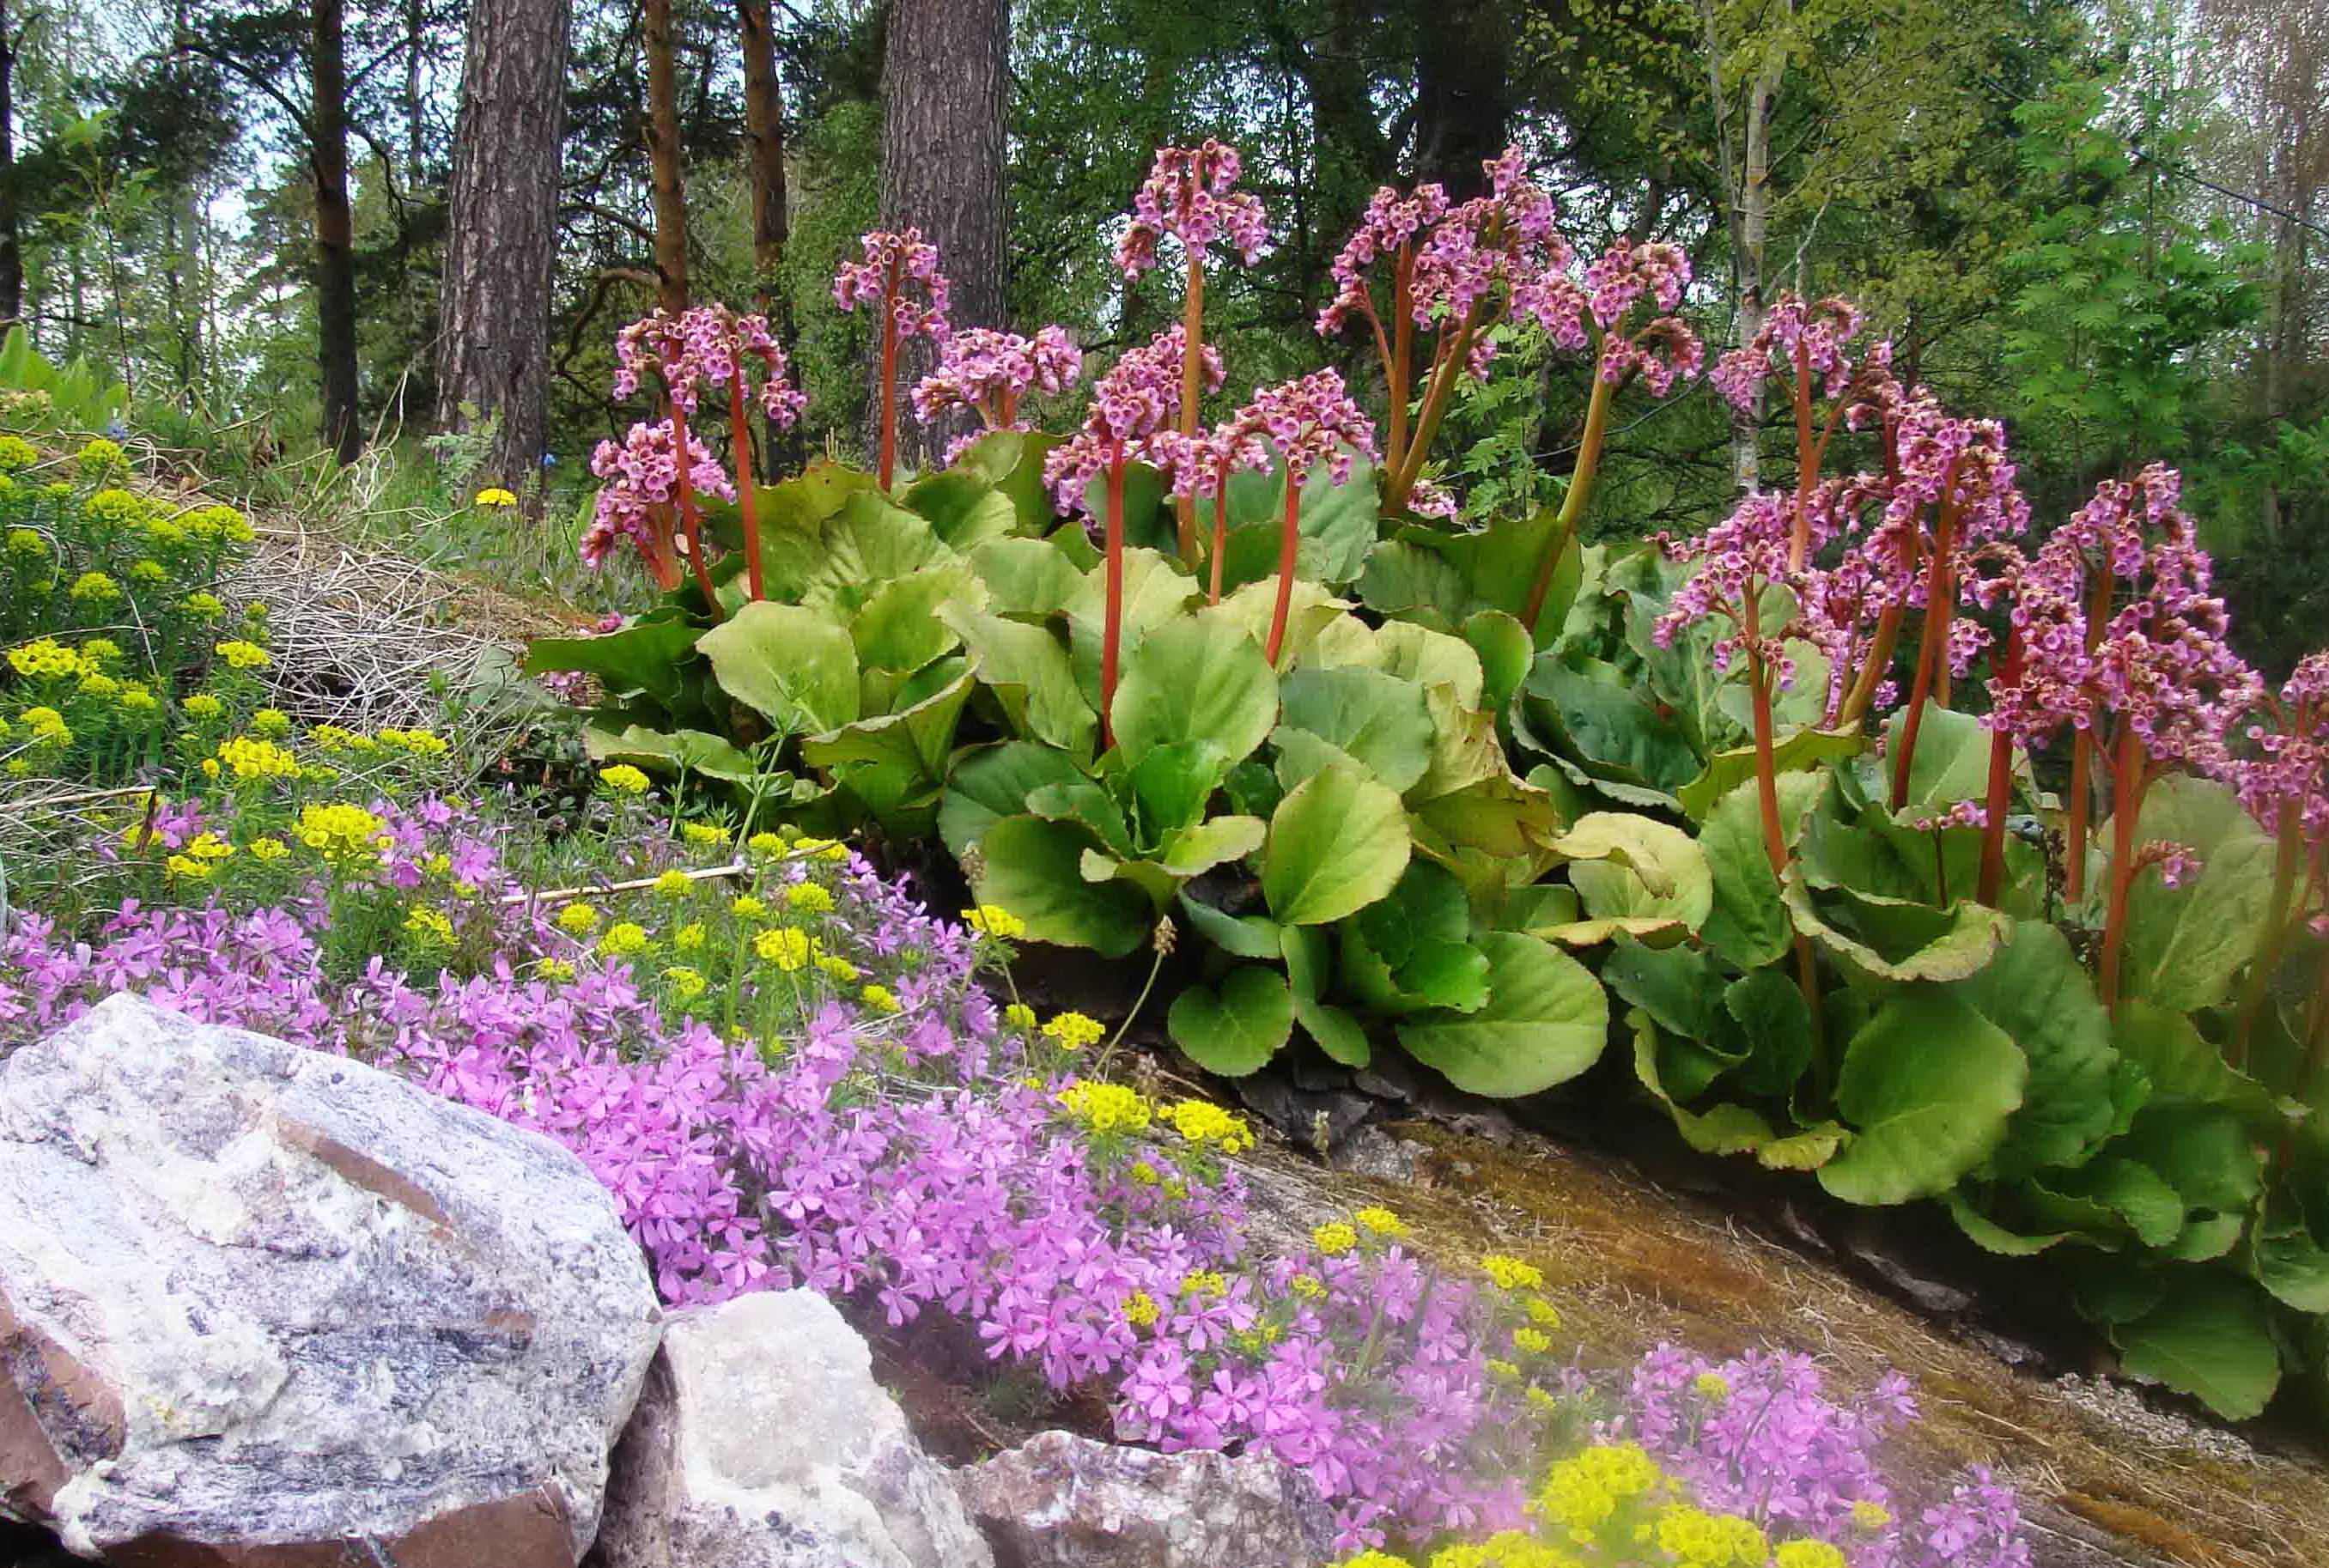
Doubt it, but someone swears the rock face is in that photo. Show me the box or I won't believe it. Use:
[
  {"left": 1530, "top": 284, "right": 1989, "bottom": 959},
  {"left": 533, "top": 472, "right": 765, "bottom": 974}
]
[
  {"left": 0, "top": 994, "right": 661, "bottom": 1565},
  {"left": 593, "top": 1289, "right": 991, "bottom": 1568},
  {"left": 955, "top": 1430, "right": 1335, "bottom": 1568}
]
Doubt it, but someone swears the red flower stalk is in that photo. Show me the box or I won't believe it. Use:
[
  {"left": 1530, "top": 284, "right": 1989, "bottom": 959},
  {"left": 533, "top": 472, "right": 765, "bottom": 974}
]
[
  {"left": 1228, "top": 372, "right": 1377, "bottom": 664},
  {"left": 1116, "top": 143, "right": 1268, "bottom": 566},
  {"left": 834, "top": 229, "right": 952, "bottom": 490}
]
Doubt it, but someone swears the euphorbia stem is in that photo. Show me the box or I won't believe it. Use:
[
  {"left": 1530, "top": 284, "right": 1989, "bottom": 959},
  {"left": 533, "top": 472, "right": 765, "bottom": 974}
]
[
  {"left": 2097, "top": 724, "right": 2146, "bottom": 1015},
  {"left": 2231, "top": 800, "right": 2305, "bottom": 1071},
  {"left": 1520, "top": 368, "right": 1614, "bottom": 636},
  {"left": 876, "top": 260, "right": 901, "bottom": 490},
  {"left": 1264, "top": 472, "right": 1304, "bottom": 665},
  {"left": 1101, "top": 447, "right": 1128, "bottom": 749},
  {"left": 730, "top": 378, "right": 763, "bottom": 601},
  {"left": 1888, "top": 486, "right": 1963, "bottom": 810},
  {"left": 1176, "top": 252, "right": 1206, "bottom": 565},
  {"left": 1977, "top": 631, "right": 2022, "bottom": 907},
  {"left": 669, "top": 403, "right": 721, "bottom": 623},
  {"left": 2064, "top": 569, "right": 2114, "bottom": 903}
]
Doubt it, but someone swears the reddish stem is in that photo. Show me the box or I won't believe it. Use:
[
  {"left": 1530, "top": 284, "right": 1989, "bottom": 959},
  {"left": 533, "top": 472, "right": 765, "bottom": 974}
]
[
  {"left": 1789, "top": 337, "right": 1815, "bottom": 571},
  {"left": 1888, "top": 479, "right": 1964, "bottom": 810},
  {"left": 1101, "top": 445, "right": 1127, "bottom": 750},
  {"left": 669, "top": 403, "right": 722, "bottom": 623},
  {"left": 2231, "top": 800, "right": 2305, "bottom": 1071},
  {"left": 2098, "top": 724, "right": 2147, "bottom": 1015},
  {"left": 877, "top": 258, "right": 901, "bottom": 490},
  {"left": 1976, "top": 632, "right": 2022, "bottom": 907},
  {"left": 1176, "top": 251, "right": 1207, "bottom": 565},
  {"left": 1265, "top": 470, "right": 1304, "bottom": 665},
  {"left": 2064, "top": 568, "right": 2115, "bottom": 903},
  {"left": 1207, "top": 454, "right": 1232, "bottom": 606},
  {"left": 1750, "top": 623, "right": 1827, "bottom": 1090},
  {"left": 730, "top": 378, "right": 763, "bottom": 601}
]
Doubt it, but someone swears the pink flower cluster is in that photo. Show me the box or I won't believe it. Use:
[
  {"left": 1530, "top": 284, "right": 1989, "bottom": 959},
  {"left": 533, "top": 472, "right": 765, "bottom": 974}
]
[
  {"left": 833, "top": 228, "right": 952, "bottom": 341},
  {"left": 1986, "top": 465, "right": 2257, "bottom": 765},
  {"left": 1652, "top": 490, "right": 1801, "bottom": 684},
  {"left": 581, "top": 417, "right": 733, "bottom": 572},
  {"left": 1710, "top": 294, "right": 1873, "bottom": 411},
  {"left": 1626, "top": 1346, "right": 2031, "bottom": 1568},
  {"left": 1412, "top": 150, "right": 1579, "bottom": 374},
  {"left": 910, "top": 325, "right": 1084, "bottom": 462},
  {"left": 1234, "top": 368, "right": 1379, "bottom": 486},
  {"left": 1043, "top": 327, "right": 1226, "bottom": 514},
  {"left": 1316, "top": 181, "right": 1452, "bottom": 338},
  {"left": 2235, "top": 652, "right": 2329, "bottom": 846},
  {"left": 612, "top": 306, "right": 808, "bottom": 424},
  {"left": 1114, "top": 141, "right": 1268, "bottom": 278}
]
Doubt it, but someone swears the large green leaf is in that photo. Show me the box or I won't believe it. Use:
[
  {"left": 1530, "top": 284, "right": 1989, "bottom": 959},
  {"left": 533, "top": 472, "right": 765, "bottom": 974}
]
[
  {"left": 1557, "top": 812, "right": 1713, "bottom": 931},
  {"left": 1153, "top": 814, "right": 1267, "bottom": 877},
  {"left": 1364, "top": 621, "right": 1487, "bottom": 710},
  {"left": 1630, "top": 1009, "right": 1784, "bottom": 1157},
  {"left": 697, "top": 601, "right": 861, "bottom": 732},
  {"left": 1262, "top": 764, "right": 1411, "bottom": 926},
  {"left": 1882, "top": 700, "right": 1992, "bottom": 805},
  {"left": 1462, "top": 611, "right": 1534, "bottom": 711},
  {"left": 942, "top": 605, "right": 1098, "bottom": 756},
  {"left": 1819, "top": 988, "right": 2028, "bottom": 1206},
  {"left": 1111, "top": 613, "right": 1280, "bottom": 770},
  {"left": 800, "top": 671, "right": 974, "bottom": 826},
  {"left": 1066, "top": 549, "right": 1201, "bottom": 694},
  {"left": 968, "top": 537, "right": 1085, "bottom": 615},
  {"left": 1396, "top": 933, "right": 1611, "bottom": 1097},
  {"left": 1699, "top": 774, "right": 1824, "bottom": 969},
  {"left": 1208, "top": 456, "right": 1383, "bottom": 590},
  {"left": 1168, "top": 966, "right": 1296, "bottom": 1075},
  {"left": 1213, "top": 575, "right": 1355, "bottom": 670},
  {"left": 972, "top": 815, "right": 1151, "bottom": 957},
  {"left": 795, "top": 491, "right": 957, "bottom": 615},
  {"left": 1785, "top": 878, "right": 2011, "bottom": 982},
  {"left": 2112, "top": 1273, "right": 2283, "bottom": 1419},
  {"left": 1355, "top": 860, "right": 1471, "bottom": 969},
  {"left": 1177, "top": 891, "right": 1285, "bottom": 960},
  {"left": 903, "top": 466, "right": 1019, "bottom": 550},
  {"left": 1955, "top": 921, "right": 2121, "bottom": 1178},
  {"left": 581, "top": 723, "right": 759, "bottom": 784},
  {"left": 1125, "top": 742, "right": 1231, "bottom": 844},
  {"left": 1276, "top": 665, "right": 1436, "bottom": 793},
  {"left": 1523, "top": 651, "right": 1702, "bottom": 793},
  {"left": 524, "top": 621, "right": 705, "bottom": 707},
  {"left": 2113, "top": 999, "right": 2279, "bottom": 1127},
  {"left": 940, "top": 742, "right": 1093, "bottom": 857},
  {"left": 849, "top": 563, "right": 983, "bottom": 672},
  {"left": 2113, "top": 775, "right": 2277, "bottom": 1012},
  {"left": 1675, "top": 728, "right": 1864, "bottom": 822}
]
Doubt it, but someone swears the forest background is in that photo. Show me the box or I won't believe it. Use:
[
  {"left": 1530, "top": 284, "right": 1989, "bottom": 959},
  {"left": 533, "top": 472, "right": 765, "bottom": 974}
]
[{"left": 0, "top": 0, "right": 2320, "bottom": 672}]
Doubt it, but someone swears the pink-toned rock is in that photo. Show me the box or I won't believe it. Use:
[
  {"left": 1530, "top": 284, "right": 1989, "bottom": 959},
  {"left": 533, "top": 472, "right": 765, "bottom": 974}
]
[
  {"left": 0, "top": 994, "right": 661, "bottom": 1565},
  {"left": 954, "top": 1430, "right": 1335, "bottom": 1568}
]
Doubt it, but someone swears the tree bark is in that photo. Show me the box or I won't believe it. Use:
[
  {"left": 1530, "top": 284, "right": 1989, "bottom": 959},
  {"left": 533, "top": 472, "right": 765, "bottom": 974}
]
[
  {"left": 869, "top": 0, "right": 1009, "bottom": 472},
  {"left": 645, "top": 0, "right": 690, "bottom": 313},
  {"left": 312, "top": 0, "right": 362, "bottom": 464},
  {"left": 1700, "top": 0, "right": 1783, "bottom": 495},
  {"left": 436, "top": 0, "right": 574, "bottom": 489},
  {"left": 1410, "top": 0, "right": 1511, "bottom": 199},
  {"left": 0, "top": 0, "right": 21, "bottom": 331},
  {"left": 739, "top": 0, "right": 799, "bottom": 475}
]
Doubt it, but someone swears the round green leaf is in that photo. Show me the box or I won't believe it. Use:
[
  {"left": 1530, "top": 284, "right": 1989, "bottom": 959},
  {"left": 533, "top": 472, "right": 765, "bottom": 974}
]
[
  {"left": 696, "top": 601, "right": 861, "bottom": 732},
  {"left": 2112, "top": 1272, "right": 2283, "bottom": 1419},
  {"left": 1111, "top": 612, "right": 1280, "bottom": 770},
  {"left": 971, "top": 815, "right": 1150, "bottom": 957},
  {"left": 1277, "top": 665, "right": 1435, "bottom": 793},
  {"left": 1167, "top": 966, "right": 1295, "bottom": 1076},
  {"left": 1819, "top": 988, "right": 2028, "bottom": 1206},
  {"left": 1396, "top": 933, "right": 1611, "bottom": 1097},
  {"left": 1262, "top": 764, "right": 1411, "bottom": 926},
  {"left": 1953, "top": 920, "right": 2119, "bottom": 1177},
  {"left": 940, "top": 742, "right": 1091, "bottom": 858}
]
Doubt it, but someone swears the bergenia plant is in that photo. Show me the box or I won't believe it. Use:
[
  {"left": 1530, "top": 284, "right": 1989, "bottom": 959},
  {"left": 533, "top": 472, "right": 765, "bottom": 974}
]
[
  {"left": 910, "top": 325, "right": 1083, "bottom": 466},
  {"left": 1656, "top": 491, "right": 1827, "bottom": 1081},
  {"left": 1710, "top": 293, "right": 1900, "bottom": 570},
  {"left": 581, "top": 410, "right": 733, "bottom": 599},
  {"left": 1184, "top": 414, "right": 1273, "bottom": 606},
  {"left": 1043, "top": 327, "right": 1225, "bottom": 741},
  {"left": 834, "top": 228, "right": 952, "bottom": 490},
  {"left": 1988, "top": 465, "right": 2258, "bottom": 1008},
  {"left": 1116, "top": 141, "right": 1268, "bottom": 566},
  {"left": 1232, "top": 369, "right": 1378, "bottom": 664},
  {"left": 613, "top": 305, "right": 808, "bottom": 605},
  {"left": 1320, "top": 147, "right": 1576, "bottom": 518},
  {"left": 2229, "top": 653, "right": 2328, "bottom": 1069},
  {"left": 1517, "top": 237, "right": 1704, "bottom": 635}
]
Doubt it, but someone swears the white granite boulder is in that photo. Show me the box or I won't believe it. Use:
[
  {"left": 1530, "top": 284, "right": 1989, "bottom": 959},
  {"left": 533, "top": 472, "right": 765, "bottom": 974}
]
[
  {"left": 0, "top": 994, "right": 661, "bottom": 1565},
  {"left": 954, "top": 1429, "right": 1335, "bottom": 1568},
  {"left": 593, "top": 1288, "right": 992, "bottom": 1568}
]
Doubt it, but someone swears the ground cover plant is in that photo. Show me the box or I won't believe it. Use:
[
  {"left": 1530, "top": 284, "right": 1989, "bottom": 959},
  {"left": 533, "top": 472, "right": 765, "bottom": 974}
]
[{"left": 507, "top": 140, "right": 2329, "bottom": 1425}]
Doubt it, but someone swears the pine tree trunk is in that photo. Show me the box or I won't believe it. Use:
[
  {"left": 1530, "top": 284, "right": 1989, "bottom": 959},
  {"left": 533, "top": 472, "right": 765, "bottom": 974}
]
[
  {"left": 739, "top": 0, "right": 798, "bottom": 475},
  {"left": 645, "top": 0, "right": 690, "bottom": 313},
  {"left": 312, "top": 0, "right": 362, "bottom": 464},
  {"left": 0, "top": 0, "right": 20, "bottom": 331},
  {"left": 869, "top": 0, "right": 1009, "bottom": 472},
  {"left": 436, "top": 0, "right": 574, "bottom": 489}
]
